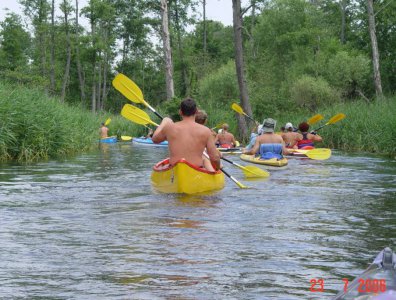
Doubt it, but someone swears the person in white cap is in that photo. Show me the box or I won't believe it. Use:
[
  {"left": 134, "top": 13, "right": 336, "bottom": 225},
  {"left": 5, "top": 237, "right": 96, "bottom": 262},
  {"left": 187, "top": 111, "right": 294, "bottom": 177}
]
[
  {"left": 243, "top": 118, "right": 290, "bottom": 158},
  {"left": 281, "top": 122, "right": 300, "bottom": 149}
]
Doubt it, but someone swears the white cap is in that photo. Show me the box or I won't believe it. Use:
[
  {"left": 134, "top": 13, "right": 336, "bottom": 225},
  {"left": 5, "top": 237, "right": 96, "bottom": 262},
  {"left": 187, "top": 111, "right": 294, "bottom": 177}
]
[{"left": 285, "top": 122, "right": 293, "bottom": 130}]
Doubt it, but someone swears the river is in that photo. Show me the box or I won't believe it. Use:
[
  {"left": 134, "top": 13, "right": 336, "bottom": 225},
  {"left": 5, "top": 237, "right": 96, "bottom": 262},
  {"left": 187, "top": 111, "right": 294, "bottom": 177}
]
[{"left": 0, "top": 143, "right": 395, "bottom": 299}]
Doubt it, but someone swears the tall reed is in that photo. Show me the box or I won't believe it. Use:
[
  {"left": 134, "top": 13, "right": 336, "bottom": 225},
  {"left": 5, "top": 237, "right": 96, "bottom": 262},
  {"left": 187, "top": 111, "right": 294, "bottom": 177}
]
[{"left": 0, "top": 82, "right": 139, "bottom": 162}]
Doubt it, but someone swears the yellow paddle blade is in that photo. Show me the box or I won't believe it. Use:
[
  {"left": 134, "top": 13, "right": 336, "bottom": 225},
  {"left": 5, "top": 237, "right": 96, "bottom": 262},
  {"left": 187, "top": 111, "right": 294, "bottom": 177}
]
[
  {"left": 112, "top": 73, "right": 144, "bottom": 104},
  {"left": 120, "top": 135, "right": 132, "bottom": 141},
  {"left": 303, "top": 148, "right": 332, "bottom": 160},
  {"left": 231, "top": 102, "right": 244, "bottom": 115},
  {"left": 104, "top": 118, "right": 111, "bottom": 126},
  {"left": 121, "top": 104, "right": 159, "bottom": 127},
  {"left": 326, "top": 113, "right": 346, "bottom": 125},
  {"left": 241, "top": 165, "right": 270, "bottom": 178},
  {"left": 307, "top": 114, "right": 323, "bottom": 125},
  {"left": 211, "top": 122, "right": 224, "bottom": 130}
]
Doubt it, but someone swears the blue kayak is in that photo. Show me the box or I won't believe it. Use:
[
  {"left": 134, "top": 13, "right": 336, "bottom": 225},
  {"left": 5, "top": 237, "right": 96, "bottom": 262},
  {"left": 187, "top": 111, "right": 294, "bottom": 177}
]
[
  {"left": 132, "top": 137, "right": 168, "bottom": 147},
  {"left": 99, "top": 137, "right": 117, "bottom": 143},
  {"left": 333, "top": 247, "right": 396, "bottom": 299}
]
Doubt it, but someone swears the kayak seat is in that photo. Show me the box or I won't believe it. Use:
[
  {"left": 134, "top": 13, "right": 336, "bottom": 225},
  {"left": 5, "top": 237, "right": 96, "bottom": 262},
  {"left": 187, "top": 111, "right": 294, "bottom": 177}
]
[{"left": 259, "top": 143, "right": 283, "bottom": 160}]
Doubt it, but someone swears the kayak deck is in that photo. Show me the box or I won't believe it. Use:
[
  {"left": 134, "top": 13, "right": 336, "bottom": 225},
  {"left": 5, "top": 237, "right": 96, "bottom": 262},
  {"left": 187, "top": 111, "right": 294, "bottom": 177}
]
[
  {"left": 151, "top": 158, "right": 225, "bottom": 194},
  {"left": 240, "top": 154, "right": 288, "bottom": 167},
  {"left": 132, "top": 137, "right": 168, "bottom": 147}
]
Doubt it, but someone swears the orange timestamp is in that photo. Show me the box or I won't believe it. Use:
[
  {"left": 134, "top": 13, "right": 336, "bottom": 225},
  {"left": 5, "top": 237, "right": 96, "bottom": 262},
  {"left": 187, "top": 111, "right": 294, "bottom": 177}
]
[{"left": 310, "top": 278, "right": 387, "bottom": 293}]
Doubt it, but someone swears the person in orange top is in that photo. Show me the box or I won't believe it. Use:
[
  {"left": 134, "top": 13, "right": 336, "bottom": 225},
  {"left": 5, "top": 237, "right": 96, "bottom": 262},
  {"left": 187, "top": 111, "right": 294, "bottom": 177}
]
[{"left": 214, "top": 123, "right": 236, "bottom": 148}]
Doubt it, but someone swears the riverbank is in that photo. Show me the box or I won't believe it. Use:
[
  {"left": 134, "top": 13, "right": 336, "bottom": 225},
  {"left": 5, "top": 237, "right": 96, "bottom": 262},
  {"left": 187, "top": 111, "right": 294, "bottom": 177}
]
[
  {"left": 1, "top": 82, "right": 395, "bottom": 161},
  {"left": 0, "top": 82, "right": 138, "bottom": 162}
]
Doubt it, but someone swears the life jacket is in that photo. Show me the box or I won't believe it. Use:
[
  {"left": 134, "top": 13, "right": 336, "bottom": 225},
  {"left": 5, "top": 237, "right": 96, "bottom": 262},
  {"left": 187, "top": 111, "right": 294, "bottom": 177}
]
[
  {"left": 297, "top": 133, "right": 314, "bottom": 149},
  {"left": 259, "top": 143, "right": 283, "bottom": 160}
]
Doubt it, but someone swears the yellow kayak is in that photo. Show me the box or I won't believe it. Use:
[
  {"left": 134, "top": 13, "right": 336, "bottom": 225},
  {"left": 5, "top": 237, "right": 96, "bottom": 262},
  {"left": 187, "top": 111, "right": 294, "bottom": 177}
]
[
  {"left": 239, "top": 154, "right": 288, "bottom": 167},
  {"left": 151, "top": 158, "right": 225, "bottom": 194}
]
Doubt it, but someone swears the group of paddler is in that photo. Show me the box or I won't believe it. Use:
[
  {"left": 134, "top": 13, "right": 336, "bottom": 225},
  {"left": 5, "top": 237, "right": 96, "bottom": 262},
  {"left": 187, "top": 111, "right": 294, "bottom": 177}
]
[{"left": 111, "top": 72, "right": 344, "bottom": 193}]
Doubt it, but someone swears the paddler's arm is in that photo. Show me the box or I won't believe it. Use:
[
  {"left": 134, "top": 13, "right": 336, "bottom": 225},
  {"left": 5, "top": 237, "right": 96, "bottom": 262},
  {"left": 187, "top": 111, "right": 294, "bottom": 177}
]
[
  {"left": 206, "top": 134, "right": 221, "bottom": 170},
  {"left": 152, "top": 117, "right": 173, "bottom": 143},
  {"left": 243, "top": 138, "right": 260, "bottom": 155}
]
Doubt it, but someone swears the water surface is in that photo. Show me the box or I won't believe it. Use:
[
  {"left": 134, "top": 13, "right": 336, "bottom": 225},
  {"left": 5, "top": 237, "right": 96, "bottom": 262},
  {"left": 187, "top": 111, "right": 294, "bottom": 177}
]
[{"left": 0, "top": 144, "right": 395, "bottom": 299}]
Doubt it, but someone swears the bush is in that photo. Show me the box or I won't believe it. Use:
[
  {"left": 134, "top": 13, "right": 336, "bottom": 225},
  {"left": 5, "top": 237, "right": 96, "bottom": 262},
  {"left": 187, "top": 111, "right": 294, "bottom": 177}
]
[{"left": 290, "top": 75, "right": 339, "bottom": 111}]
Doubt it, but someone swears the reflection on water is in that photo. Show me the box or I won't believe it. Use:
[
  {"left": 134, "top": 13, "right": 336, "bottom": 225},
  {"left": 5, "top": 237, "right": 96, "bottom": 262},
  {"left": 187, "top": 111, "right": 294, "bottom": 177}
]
[{"left": 0, "top": 145, "right": 395, "bottom": 299}]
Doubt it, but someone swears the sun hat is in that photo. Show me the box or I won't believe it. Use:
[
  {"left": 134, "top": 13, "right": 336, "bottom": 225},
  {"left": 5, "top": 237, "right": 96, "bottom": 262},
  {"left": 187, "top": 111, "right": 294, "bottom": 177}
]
[
  {"left": 285, "top": 122, "right": 293, "bottom": 130},
  {"left": 262, "top": 118, "right": 276, "bottom": 133}
]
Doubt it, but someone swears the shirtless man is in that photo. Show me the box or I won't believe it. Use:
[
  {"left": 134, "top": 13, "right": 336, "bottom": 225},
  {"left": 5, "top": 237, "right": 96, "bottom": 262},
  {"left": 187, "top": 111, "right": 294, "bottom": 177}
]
[
  {"left": 296, "top": 122, "right": 322, "bottom": 149},
  {"left": 214, "top": 123, "right": 236, "bottom": 148},
  {"left": 99, "top": 122, "right": 109, "bottom": 139},
  {"left": 152, "top": 98, "right": 220, "bottom": 171},
  {"left": 281, "top": 122, "right": 300, "bottom": 149},
  {"left": 243, "top": 118, "right": 290, "bottom": 158}
]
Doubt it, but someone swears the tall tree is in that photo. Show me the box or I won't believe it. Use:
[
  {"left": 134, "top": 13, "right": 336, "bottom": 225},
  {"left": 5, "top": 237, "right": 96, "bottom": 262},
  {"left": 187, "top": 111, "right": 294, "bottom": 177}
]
[
  {"left": 60, "top": 0, "right": 73, "bottom": 103},
  {"left": 50, "top": 0, "right": 55, "bottom": 92},
  {"left": 232, "top": 0, "right": 252, "bottom": 139},
  {"left": 367, "top": 0, "right": 382, "bottom": 96},
  {"left": 160, "top": 0, "right": 175, "bottom": 100},
  {"left": 75, "top": 0, "right": 86, "bottom": 104}
]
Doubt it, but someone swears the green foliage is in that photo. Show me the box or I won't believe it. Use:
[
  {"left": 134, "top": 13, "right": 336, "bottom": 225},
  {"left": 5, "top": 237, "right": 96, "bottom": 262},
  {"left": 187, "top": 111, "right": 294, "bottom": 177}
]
[
  {"left": 290, "top": 75, "right": 339, "bottom": 111},
  {"left": 0, "top": 81, "right": 138, "bottom": 162},
  {"left": 323, "top": 51, "right": 370, "bottom": 98},
  {"left": 196, "top": 60, "right": 239, "bottom": 107}
]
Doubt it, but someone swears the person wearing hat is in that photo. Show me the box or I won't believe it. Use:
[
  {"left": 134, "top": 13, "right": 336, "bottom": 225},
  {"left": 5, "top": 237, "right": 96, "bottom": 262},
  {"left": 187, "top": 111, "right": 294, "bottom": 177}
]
[
  {"left": 214, "top": 123, "right": 236, "bottom": 148},
  {"left": 296, "top": 122, "right": 322, "bottom": 149},
  {"left": 281, "top": 122, "right": 300, "bottom": 149},
  {"left": 242, "top": 118, "right": 290, "bottom": 159}
]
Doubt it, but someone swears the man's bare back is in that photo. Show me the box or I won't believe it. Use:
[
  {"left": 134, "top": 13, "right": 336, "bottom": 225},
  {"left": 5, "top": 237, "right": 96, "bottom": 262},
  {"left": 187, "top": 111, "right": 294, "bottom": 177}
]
[
  {"left": 152, "top": 98, "right": 220, "bottom": 170},
  {"left": 281, "top": 131, "right": 300, "bottom": 148}
]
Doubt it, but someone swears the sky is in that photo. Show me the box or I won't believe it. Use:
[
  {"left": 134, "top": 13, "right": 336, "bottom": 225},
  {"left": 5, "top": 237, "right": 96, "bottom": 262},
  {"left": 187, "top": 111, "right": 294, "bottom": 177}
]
[{"left": 0, "top": 0, "right": 249, "bottom": 28}]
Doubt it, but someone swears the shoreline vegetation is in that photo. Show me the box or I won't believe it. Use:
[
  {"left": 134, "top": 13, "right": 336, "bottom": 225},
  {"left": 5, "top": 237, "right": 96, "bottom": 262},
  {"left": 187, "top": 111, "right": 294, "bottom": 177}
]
[{"left": 0, "top": 82, "right": 394, "bottom": 162}]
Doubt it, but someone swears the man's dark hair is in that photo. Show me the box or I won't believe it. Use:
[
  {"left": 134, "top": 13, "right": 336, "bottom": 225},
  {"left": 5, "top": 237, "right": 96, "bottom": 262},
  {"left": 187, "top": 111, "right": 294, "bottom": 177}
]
[{"left": 180, "top": 98, "right": 197, "bottom": 116}]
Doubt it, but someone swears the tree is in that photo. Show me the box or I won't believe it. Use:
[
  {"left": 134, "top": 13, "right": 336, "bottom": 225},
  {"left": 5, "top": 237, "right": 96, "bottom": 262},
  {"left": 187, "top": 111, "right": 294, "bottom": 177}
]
[
  {"left": 0, "top": 13, "right": 31, "bottom": 71},
  {"left": 60, "top": 0, "right": 73, "bottom": 103},
  {"left": 367, "top": 0, "right": 382, "bottom": 96},
  {"left": 160, "top": 0, "right": 175, "bottom": 100},
  {"left": 232, "top": 0, "right": 252, "bottom": 139}
]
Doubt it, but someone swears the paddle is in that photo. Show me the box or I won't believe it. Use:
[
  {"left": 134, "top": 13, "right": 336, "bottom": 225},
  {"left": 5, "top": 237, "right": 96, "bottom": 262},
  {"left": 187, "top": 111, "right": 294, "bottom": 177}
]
[
  {"left": 290, "top": 148, "right": 332, "bottom": 160},
  {"left": 307, "top": 114, "right": 323, "bottom": 125},
  {"left": 121, "top": 104, "right": 159, "bottom": 127},
  {"left": 211, "top": 122, "right": 224, "bottom": 130},
  {"left": 314, "top": 113, "right": 346, "bottom": 132},
  {"left": 120, "top": 135, "right": 132, "bottom": 142},
  {"left": 231, "top": 102, "right": 256, "bottom": 123},
  {"left": 121, "top": 103, "right": 250, "bottom": 188},
  {"left": 112, "top": 73, "right": 164, "bottom": 120},
  {"left": 221, "top": 156, "right": 270, "bottom": 178},
  {"left": 104, "top": 118, "right": 111, "bottom": 126}
]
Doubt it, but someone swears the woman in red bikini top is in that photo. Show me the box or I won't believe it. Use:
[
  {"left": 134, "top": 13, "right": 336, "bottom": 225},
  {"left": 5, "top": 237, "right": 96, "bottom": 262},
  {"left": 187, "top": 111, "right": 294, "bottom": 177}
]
[{"left": 296, "top": 122, "right": 323, "bottom": 149}]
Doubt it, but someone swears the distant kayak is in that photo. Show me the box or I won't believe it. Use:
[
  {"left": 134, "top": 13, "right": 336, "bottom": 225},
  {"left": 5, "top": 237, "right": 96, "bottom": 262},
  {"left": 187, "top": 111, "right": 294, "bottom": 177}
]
[
  {"left": 218, "top": 147, "right": 242, "bottom": 153},
  {"left": 99, "top": 137, "right": 117, "bottom": 144},
  {"left": 240, "top": 154, "right": 288, "bottom": 167},
  {"left": 333, "top": 247, "right": 396, "bottom": 299},
  {"left": 151, "top": 158, "right": 225, "bottom": 194},
  {"left": 132, "top": 137, "right": 168, "bottom": 147}
]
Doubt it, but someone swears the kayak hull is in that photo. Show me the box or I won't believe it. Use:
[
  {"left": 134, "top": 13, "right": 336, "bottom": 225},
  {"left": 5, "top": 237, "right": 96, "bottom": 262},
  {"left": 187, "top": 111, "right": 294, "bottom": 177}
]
[
  {"left": 333, "top": 247, "right": 396, "bottom": 299},
  {"left": 100, "top": 137, "right": 117, "bottom": 143},
  {"left": 151, "top": 158, "right": 225, "bottom": 194},
  {"left": 132, "top": 137, "right": 168, "bottom": 147},
  {"left": 240, "top": 154, "right": 288, "bottom": 167}
]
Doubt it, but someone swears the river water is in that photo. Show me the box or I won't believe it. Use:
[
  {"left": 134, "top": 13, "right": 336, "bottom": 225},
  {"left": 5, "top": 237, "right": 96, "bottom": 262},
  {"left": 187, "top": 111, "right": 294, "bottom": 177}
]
[{"left": 0, "top": 143, "right": 395, "bottom": 299}]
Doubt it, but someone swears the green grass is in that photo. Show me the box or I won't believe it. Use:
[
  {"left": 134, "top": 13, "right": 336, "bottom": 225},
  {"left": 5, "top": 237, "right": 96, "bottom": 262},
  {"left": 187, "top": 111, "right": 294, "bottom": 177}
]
[{"left": 0, "top": 82, "right": 141, "bottom": 162}]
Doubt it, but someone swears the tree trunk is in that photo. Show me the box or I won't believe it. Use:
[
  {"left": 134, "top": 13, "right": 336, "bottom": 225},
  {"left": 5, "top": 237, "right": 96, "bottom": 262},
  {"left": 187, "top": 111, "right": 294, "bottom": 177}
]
[
  {"left": 75, "top": 0, "right": 86, "bottom": 106},
  {"left": 339, "top": 0, "right": 347, "bottom": 44},
  {"left": 60, "top": 0, "right": 71, "bottom": 103},
  {"left": 50, "top": 0, "right": 55, "bottom": 93},
  {"left": 174, "top": 0, "right": 188, "bottom": 96},
  {"left": 160, "top": 0, "right": 175, "bottom": 100},
  {"left": 91, "top": 16, "right": 96, "bottom": 112},
  {"left": 249, "top": 0, "right": 256, "bottom": 58},
  {"left": 203, "top": 0, "right": 207, "bottom": 66},
  {"left": 232, "top": 0, "right": 252, "bottom": 140},
  {"left": 367, "top": 0, "right": 383, "bottom": 96}
]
